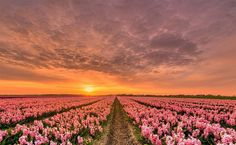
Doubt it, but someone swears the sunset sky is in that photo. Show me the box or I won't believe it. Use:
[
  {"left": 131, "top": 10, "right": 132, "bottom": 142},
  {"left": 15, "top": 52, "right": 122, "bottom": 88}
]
[{"left": 0, "top": 0, "right": 236, "bottom": 95}]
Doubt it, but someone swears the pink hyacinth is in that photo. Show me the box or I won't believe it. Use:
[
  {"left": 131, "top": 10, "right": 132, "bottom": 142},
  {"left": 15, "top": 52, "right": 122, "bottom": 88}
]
[
  {"left": 0, "top": 130, "right": 7, "bottom": 142},
  {"left": 192, "top": 129, "right": 200, "bottom": 137},
  {"left": 222, "top": 134, "right": 233, "bottom": 144},
  {"left": 77, "top": 136, "right": 83, "bottom": 144},
  {"left": 118, "top": 97, "right": 236, "bottom": 145},
  {"left": 141, "top": 125, "right": 152, "bottom": 138},
  {"left": 149, "top": 134, "right": 162, "bottom": 145}
]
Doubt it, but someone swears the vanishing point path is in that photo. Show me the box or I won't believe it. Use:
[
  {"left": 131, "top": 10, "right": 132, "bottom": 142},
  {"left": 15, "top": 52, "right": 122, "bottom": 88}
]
[{"left": 95, "top": 98, "right": 140, "bottom": 145}]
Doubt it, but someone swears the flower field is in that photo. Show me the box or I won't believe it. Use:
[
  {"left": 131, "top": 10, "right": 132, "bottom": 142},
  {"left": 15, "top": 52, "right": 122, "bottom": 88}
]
[
  {"left": 0, "top": 97, "right": 101, "bottom": 129},
  {"left": 0, "top": 97, "right": 114, "bottom": 144},
  {"left": 0, "top": 96, "right": 236, "bottom": 145},
  {"left": 119, "top": 97, "right": 236, "bottom": 145}
]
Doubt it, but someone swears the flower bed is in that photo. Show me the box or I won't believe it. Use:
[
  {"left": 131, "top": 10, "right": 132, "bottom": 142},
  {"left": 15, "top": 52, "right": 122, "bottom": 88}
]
[{"left": 119, "top": 97, "right": 236, "bottom": 145}]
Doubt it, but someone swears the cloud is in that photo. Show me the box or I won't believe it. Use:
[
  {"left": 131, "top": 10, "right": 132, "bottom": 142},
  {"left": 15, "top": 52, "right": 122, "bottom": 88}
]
[
  {"left": 0, "top": 0, "right": 204, "bottom": 75},
  {"left": 0, "top": 64, "right": 65, "bottom": 82},
  {"left": 0, "top": 0, "right": 236, "bottom": 95}
]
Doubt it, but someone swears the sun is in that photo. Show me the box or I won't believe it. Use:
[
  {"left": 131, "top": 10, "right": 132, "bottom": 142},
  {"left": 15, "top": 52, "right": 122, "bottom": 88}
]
[{"left": 84, "top": 86, "right": 95, "bottom": 93}]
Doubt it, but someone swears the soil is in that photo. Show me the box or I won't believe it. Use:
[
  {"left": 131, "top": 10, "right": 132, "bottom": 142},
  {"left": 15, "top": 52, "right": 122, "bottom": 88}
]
[{"left": 95, "top": 98, "right": 140, "bottom": 145}]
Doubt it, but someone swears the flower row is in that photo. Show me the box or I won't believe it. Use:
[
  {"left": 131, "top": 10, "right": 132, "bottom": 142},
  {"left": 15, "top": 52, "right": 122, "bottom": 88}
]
[
  {"left": 0, "top": 97, "right": 99, "bottom": 126},
  {"left": 119, "top": 97, "right": 236, "bottom": 145},
  {"left": 132, "top": 97, "right": 236, "bottom": 127},
  {"left": 0, "top": 97, "right": 114, "bottom": 144}
]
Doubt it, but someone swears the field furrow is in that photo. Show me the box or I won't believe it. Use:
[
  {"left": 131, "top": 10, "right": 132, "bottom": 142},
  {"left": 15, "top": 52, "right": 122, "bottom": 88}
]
[{"left": 106, "top": 98, "right": 139, "bottom": 145}]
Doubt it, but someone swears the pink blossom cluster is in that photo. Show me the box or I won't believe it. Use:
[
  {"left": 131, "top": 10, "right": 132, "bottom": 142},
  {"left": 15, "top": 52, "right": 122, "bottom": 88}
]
[
  {"left": 0, "top": 130, "right": 7, "bottom": 142},
  {"left": 0, "top": 97, "right": 114, "bottom": 145},
  {"left": 133, "top": 97, "right": 236, "bottom": 127},
  {"left": 119, "top": 97, "right": 236, "bottom": 145},
  {"left": 0, "top": 97, "right": 99, "bottom": 125}
]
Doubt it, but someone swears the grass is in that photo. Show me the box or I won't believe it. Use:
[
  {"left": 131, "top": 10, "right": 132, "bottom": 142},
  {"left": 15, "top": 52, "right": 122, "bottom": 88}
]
[
  {"left": 122, "top": 105, "right": 151, "bottom": 145},
  {"left": 83, "top": 100, "right": 115, "bottom": 145}
]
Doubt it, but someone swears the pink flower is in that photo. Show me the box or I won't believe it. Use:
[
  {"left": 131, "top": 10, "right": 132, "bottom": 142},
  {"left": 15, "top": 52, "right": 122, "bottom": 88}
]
[
  {"left": 192, "top": 129, "right": 200, "bottom": 137},
  {"left": 98, "top": 126, "right": 103, "bottom": 132},
  {"left": 222, "top": 134, "right": 233, "bottom": 144},
  {"left": 0, "top": 136, "right": 3, "bottom": 143},
  {"left": 19, "top": 135, "right": 27, "bottom": 145},
  {"left": 77, "top": 136, "right": 83, "bottom": 144},
  {"left": 0, "top": 130, "right": 7, "bottom": 142},
  {"left": 90, "top": 127, "right": 95, "bottom": 135},
  {"left": 149, "top": 134, "right": 162, "bottom": 145},
  {"left": 166, "top": 136, "right": 174, "bottom": 145},
  {"left": 50, "top": 141, "right": 57, "bottom": 145},
  {"left": 141, "top": 125, "right": 152, "bottom": 138}
]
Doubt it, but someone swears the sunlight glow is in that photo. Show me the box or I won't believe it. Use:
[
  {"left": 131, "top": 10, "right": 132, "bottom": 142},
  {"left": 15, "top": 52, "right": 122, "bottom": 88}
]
[{"left": 84, "top": 85, "right": 95, "bottom": 93}]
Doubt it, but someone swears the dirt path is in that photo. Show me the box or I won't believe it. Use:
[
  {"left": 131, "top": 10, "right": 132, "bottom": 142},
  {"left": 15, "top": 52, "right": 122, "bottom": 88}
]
[
  {"left": 94, "top": 98, "right": 139, "bottom": 145},
  {"left": 103, "top": 98, "right": 139, "bottom": 145}
]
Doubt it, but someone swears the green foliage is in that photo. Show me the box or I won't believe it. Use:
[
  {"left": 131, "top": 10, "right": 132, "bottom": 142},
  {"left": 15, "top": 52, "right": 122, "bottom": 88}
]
[
  {"left": 1, "top": 131, "right": 23, "bottom": 145},
  {"left": 220, "top": 120, "right": 236, "bottom": 130},
  {"left": 199, "top": 134, "right": 215, "bottom": 145},
  {"left": 124, "top": 110, "right": 151, "bottom": 145},
  {"left": 134, "top": 125, "right": 152, "bottom": 145}
]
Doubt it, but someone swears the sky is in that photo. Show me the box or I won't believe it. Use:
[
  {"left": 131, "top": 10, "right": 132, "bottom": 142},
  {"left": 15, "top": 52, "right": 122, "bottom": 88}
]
[{"left": 0, "top": 0, "right": 236, "bottom": 95}]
